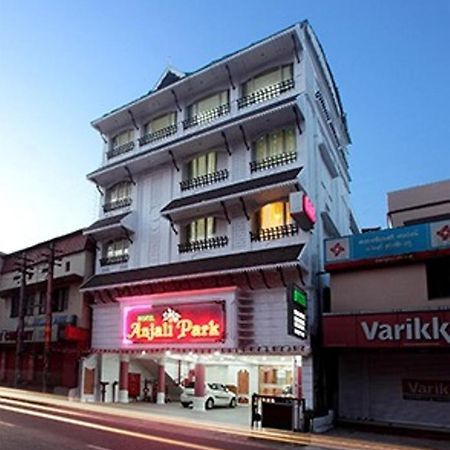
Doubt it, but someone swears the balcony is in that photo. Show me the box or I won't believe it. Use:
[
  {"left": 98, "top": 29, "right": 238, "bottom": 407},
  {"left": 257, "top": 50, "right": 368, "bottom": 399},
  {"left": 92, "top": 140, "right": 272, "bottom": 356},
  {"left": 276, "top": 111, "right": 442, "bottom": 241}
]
[
  {"left": 250, "top": 152, "right": 297, "bottom": 173},
  {"left": 106, "top": 141, "right": 135, "bottom": 159},
  {"left": 183, "top": 103, "right": 230, "bottom": 129},
  {"left": 103, "top": 197, "right": 132, "bottom": 213},
  {"left": 250, "top": 223, "right": 299, "bottom": 242},
  {"left": 180, "top": 169, "right": 229, "bottom": 192},
  {"left": 99, "top": 254, "right": 129, "bottom": 266},
  {"left": 237, "top": 79, "right": 295, "bottom": 109},
  {"left": 178, "top": 236, "right": 229, "bottom": 253},
  {"left": 138, "top": 124, "right": 177, "bottom": 146}
]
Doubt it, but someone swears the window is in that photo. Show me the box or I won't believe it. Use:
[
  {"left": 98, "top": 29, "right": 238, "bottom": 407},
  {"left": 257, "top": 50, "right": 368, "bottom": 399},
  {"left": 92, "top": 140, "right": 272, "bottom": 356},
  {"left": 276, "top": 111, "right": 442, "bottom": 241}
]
[
  {"left": 187, "top": 217, "right": 215, "bottom": 242},
  {"left": 101, "top": 239, "right": 130, "bottom": 265},
  {"left": 427, "top": 257, "right": 450, "bottom": 299},
  {"left": 104, "top": 182, "right": 132, "bottom": 211},
  {"left": 188, "top": 152, "right": 217, "bottom": 179},
  {"left": 112, "top": 129, "right": 133, "bottom": 149},
  {"left": 52, "top": 288, "right": 69, "bottom": 313},
  {"left": 188, "top": 91, "right": 229, "bottom": 119},
  {"left": 144, "top": 112, "right": 176, "bottom": 135},
  {"left": 257, "top": 201, "right": 292, "bottom": 229},
  {"left": 243, "top": 64, "right": 293, "bottom": 97},
  {"left": 254, "top": 127, "right": 296, "bottom": 161}
]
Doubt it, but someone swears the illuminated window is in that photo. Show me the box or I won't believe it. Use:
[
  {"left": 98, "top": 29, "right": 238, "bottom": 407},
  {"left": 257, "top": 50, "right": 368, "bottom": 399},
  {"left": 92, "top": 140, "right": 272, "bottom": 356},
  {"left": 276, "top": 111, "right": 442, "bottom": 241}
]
[
  {"left": 254, "top": 127, "right": 296, "bottom": 161},
  {"left": 257, "top": 201, "right": 292, "bottom": 230},
  {"left": 187, "top": 217, "right": 215, "bottom": 242},
  {"left": 112, "top": 129, "right": 133, "bottom": 149},
  {"left": 144, "top": 111, "right": 177, "bottom": 135},
  {"left": 188, "top": 152, "right": 217, "bottom": 179},
  {"left": 243, "top": 64, "right": 293, "bottom": 97}
]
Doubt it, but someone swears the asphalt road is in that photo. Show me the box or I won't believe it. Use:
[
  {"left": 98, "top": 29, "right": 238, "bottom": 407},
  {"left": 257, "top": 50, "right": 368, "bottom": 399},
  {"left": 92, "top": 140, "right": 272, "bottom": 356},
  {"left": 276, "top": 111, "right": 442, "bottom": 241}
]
[{"left": 0, "top": 397, "right": 309, "bottom": 450}]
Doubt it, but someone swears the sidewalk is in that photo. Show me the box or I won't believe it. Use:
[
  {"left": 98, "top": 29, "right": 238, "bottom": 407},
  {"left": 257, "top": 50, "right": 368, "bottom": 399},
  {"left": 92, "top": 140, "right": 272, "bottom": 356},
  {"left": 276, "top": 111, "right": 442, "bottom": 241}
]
[{"left": 1, "top": 387, "right": 449, "bottom": 450}]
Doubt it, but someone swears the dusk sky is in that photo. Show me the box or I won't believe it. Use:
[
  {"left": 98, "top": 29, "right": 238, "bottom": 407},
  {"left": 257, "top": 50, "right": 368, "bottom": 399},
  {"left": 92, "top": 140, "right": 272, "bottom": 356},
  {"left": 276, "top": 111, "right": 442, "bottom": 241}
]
[{"left": 1, "top": 0, "right": 449, "bottom": 253}]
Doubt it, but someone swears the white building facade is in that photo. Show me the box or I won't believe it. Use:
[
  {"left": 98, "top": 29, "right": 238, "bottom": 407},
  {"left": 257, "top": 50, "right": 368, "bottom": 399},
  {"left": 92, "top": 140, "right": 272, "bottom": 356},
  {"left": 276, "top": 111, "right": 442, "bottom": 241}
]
[{"left": 81, "top": 22, "right": 355, "bottom": 417}]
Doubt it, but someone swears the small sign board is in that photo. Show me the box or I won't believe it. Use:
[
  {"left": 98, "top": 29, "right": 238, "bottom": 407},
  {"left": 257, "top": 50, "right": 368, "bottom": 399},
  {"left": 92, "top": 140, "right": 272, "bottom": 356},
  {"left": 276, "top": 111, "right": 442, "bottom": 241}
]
[{"left": 287, "top": 284, "right": 307, "bottom": 340}]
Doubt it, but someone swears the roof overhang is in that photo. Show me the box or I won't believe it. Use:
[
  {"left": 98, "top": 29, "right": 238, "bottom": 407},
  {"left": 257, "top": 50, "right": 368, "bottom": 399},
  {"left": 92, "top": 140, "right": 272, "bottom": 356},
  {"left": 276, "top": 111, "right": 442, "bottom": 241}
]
[{"left": 83, "top": 212, "right": 137, "bottom": 240}]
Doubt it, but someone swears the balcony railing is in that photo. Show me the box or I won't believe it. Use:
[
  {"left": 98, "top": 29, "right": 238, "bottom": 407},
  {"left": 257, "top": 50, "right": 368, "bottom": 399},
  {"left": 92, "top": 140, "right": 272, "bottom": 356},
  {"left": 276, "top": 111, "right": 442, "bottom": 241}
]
[
  {"left": 180, "top": 169, "right": 229, "bottom": 191},
  {"left": 103, "top": 197, "right": 132, "bottom": 212},
  {"left": 106, "top": 141, "right": 135, "bottom": 159},
  {"left": 183, "top": 103, "right": 230, "bottom": 129},
  {"left": 99, "top": 254, "right": 129, "bottom": 266},
  {"left": 138, "top": 124, "right": 177, "bottom": 146},
  {"left": 178, "top": 236, "right": 229, "bottom": 253},
  {"left": 238, "top": 79, "right": 295, "bottom": 109},
  {"left": 250, "top": 223, "right": 299, "bottom": 242},
  {"left": 250, "top": 152, "right": 297, "bottom": 173}
]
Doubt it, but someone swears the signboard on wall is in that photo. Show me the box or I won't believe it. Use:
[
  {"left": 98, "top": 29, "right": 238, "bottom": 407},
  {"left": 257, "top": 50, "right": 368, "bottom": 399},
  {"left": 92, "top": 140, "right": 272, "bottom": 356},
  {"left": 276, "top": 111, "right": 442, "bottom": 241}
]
[
  {"left": 122, "top": 301, "right": 226, "bottom": 346},
  {"left": 287, "top": 284, "right": 308, "bottom": 340},
  {"left": 325, "top": 220, "right": 450, "bottom": 269},
  {"left": 290, "top": 192, "right": 316, "bottom": 231},
  {"left": 402, "top": 379, "right": 450, "bottom": 402}
]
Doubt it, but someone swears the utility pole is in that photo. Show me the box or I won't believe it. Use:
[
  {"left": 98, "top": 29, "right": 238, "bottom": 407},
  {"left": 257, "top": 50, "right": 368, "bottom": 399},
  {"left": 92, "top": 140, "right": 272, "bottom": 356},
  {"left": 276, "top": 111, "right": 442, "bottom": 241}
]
[
  {"left": 42, "top": 241, "right": 61, "bottom": 392},
  {"left": 13, "top": 252, "right": 34, "bottom": 388}
]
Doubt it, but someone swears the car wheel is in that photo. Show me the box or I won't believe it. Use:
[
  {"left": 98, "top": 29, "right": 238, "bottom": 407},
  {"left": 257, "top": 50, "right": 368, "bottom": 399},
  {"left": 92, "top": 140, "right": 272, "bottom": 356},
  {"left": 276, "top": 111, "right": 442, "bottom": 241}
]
[
  {"left": 229, "top": 398, "right": 237, "bottom": 408},
  {"left": 181, "top": 402, "right": 191, "bottom": 408},
  {"left": 205, "top": 397, "right": 214, "bottom": 410}
]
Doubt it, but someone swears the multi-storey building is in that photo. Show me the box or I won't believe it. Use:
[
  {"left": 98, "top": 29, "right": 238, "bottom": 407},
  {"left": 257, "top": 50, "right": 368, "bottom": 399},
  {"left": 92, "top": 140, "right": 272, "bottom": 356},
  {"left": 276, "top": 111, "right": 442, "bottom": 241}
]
[
  {"left": 323, "top": 179, "right": 450, "bottom": 431},
  {"left": 0, "top": 230, "right": 94, "bottom": 392},
  {"left": 81, "top": 21, "right": 355, "bottom": 418}
]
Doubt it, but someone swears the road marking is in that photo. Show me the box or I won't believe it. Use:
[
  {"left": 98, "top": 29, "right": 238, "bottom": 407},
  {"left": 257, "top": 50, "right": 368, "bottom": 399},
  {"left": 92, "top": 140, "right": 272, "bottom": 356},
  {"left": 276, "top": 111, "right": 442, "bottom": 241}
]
[
  {"left": 0, "top": 419, "right": 16, "bottom": 427},
  {"left": 87, "top": 445, "right": 111, "bottom": 450}
]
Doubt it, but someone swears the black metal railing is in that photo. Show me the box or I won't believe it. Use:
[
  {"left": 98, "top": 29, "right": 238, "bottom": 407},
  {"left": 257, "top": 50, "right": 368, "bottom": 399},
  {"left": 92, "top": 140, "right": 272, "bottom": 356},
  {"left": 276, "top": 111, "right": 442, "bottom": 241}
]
[
  {"left": 250, "top": 223, "right": 299, "bottom": 242},
  {"left": 238, "top": 79, "right": 295, "bottom": 109},
  {"left": 99, "top": 254, "right": 129, "bottom": 266},
  {"left": 250, "top": 152, "right": 297, "bottom": 173},
  {"left": 183, "top": 103, "right": 230, "bottom": 129},
  {"left": 103, "top": 197, "right": 132, "bottom": 212},
  {"left": 138, "top": 124, "right": 177, "bottom": 146},
  {"left": 178, "top": 236, "right": 229, "bottom": 253},
  {"left": 180, "top": 169, "right": 229, "bottom": 191},
  {"left": 106, "top": 141, "right": 135, "bottom": 159}
]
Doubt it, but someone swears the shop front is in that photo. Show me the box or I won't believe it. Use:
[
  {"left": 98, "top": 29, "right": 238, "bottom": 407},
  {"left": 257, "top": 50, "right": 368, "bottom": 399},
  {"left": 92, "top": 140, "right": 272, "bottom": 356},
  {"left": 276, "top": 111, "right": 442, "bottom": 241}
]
[{"left": 323, "top": 310, "right": 450, "bottom": 431}]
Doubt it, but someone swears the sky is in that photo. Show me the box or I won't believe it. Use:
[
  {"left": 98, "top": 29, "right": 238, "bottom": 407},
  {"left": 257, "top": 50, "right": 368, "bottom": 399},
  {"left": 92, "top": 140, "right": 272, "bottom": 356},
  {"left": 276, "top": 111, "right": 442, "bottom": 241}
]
[{"left": 0, "top": 0, "right": 449, "bottom": 253}]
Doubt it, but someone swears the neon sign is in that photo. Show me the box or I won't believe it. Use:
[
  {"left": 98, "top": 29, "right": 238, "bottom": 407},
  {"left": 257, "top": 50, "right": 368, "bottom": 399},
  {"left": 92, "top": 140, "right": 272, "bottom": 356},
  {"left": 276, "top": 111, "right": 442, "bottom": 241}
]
[{"left": 122, "top": 301, "right": 225, "bottom": 345}]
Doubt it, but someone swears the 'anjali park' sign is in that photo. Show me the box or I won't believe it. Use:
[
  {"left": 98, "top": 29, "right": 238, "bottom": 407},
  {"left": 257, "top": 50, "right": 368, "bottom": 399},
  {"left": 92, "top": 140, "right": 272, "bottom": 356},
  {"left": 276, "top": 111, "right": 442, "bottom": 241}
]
[{"left": 122, "top": 301, "right": 226, "bottom": 346}]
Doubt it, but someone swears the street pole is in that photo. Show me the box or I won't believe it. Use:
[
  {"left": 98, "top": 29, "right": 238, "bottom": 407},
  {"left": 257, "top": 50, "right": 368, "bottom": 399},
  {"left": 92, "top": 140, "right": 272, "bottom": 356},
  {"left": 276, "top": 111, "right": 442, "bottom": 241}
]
[{"left": 43, "top": 242, "right": 55, "bottom": 393}]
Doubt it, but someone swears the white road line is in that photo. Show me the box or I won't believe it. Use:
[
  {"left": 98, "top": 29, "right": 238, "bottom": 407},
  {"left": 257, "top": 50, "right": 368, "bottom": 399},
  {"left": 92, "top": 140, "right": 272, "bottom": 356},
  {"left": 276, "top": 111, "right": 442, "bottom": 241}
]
[
  {"left": 0, "top": 419, "right": 16, "bottom": 427},
  {"left": 87, "top": 445, "right": 111, "bottom": 450}
]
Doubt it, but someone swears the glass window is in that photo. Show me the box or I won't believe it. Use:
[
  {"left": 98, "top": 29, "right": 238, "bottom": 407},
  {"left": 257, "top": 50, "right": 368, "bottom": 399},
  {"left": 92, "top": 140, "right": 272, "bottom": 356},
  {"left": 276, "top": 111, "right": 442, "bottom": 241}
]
[
  {"left": 188, "top": 151, "right": 217, "bottom": 179},
  {"left": 243, "top": 64, "right": 293, "bottom": 96},
  {"left": 253, "top": 127, "right": 296, "bottom": 161},
  {"left": 105, "top": 239, "right": 129, "bottom": 259},
  {"left": 106, "top": 182, "right": 131, "bottom": 204},
  {"left": 144, "top": 112, "right": 176, "bottom": 134},
  {"left": 52, "top": 288, "right": 69, "bottom": 313},
  {"left": 187, "top": 217, "right": 215, "bottom": 242},
  {"left": 427, "top": 257, "right": 450, "bottom": 300},
  {"left": 189, "top": 91, "right": 229, "bottom": 118},
  {"left": 112, "top": 129, "right": 133, "bottom": 148},
  {"left": 258, "top": 201, "right": 292, "bottom": 229}
]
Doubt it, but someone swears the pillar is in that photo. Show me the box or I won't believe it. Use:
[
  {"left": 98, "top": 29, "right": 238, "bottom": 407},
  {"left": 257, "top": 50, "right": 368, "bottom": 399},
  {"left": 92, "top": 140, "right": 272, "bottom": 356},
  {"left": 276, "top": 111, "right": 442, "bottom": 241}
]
[
  {"left": 119, "top": 354, "right": 129, "bottom": 403},
  {"left": 156, "top": 358, "right": 166, "bottom": 405},
  {"left": 0, "top": 351, "right": 5, "bottom": 381},
  {"left": 193, "top": 360, "right": 206, "bottom": 412}
]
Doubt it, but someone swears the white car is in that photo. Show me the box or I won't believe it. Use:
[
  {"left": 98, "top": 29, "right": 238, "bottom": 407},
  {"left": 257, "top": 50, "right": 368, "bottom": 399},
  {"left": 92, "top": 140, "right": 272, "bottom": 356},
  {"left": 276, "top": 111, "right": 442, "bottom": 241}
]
[{"left": 180, "top": 382, "right": 237, "bottom": 409}]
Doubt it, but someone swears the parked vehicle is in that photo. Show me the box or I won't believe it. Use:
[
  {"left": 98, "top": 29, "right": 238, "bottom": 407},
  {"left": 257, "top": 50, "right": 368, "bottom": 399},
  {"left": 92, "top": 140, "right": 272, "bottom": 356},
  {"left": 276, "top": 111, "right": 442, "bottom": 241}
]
[{"left": 180, "top": 382, "right": 237, "bottom": 409}]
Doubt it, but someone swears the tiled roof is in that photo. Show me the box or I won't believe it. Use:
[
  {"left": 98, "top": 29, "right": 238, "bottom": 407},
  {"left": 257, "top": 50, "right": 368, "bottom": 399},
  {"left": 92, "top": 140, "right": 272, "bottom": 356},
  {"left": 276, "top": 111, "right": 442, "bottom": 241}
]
[
  {"left": 81, "top": 244, "right": 303, "bottom": 291},
  {"left": 84, "top": 212, "right": 130, "bottom": 233},
  {"left": 1, "top": 230, "right": 92, "bottom": 274},
  {"left": 161, "top": 168, "right": 301, "bottom": 213}
]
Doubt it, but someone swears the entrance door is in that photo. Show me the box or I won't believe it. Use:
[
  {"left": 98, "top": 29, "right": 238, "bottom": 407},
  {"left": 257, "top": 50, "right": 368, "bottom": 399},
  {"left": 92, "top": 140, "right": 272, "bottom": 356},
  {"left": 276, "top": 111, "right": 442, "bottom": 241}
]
[
  {"left": 237, "top": 369, "right": 249, "bottom": 403},
  {"left": 128, "top": 373, "right": 141, "bottom": 399}
]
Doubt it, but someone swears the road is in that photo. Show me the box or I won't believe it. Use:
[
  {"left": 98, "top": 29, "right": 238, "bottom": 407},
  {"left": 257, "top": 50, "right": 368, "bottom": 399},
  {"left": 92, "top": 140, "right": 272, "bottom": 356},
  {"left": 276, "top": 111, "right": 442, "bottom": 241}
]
[{"left": 0, "top": 394, "right": 448, "bottom": 450}]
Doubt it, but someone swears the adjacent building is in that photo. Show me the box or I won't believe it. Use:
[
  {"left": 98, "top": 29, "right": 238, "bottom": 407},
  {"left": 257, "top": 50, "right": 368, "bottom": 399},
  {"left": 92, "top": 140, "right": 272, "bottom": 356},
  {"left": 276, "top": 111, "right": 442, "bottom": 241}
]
[
  {"left": 0, "top": 230, "right": 94, "bottom": 392},
  {"left": 80, "top": 21, "right": 355, "bottom": 415},
  {"left": 323, "top": 179, "right": 450, "bottom": 431}
]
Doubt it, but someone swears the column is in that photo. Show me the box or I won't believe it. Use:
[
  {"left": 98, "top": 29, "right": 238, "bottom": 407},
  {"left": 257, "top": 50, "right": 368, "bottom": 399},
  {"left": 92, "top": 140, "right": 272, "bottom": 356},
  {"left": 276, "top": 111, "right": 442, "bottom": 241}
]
[
  {"left": 156, "top": 358, "right": 166, "bottom": 405},
  {"left": 193, "top": 359, "right": 206, "bottom": 412},
  {"left": 0, "top": 351, "right": 6, "bottom": 381},
  {"left": 119, "top": 354, "right": 130, "bottom": 403}
]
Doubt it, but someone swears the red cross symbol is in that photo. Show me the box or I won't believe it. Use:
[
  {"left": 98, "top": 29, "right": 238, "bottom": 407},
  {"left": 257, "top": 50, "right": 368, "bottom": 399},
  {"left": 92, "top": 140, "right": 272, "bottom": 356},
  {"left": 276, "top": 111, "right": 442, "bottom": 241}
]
[
  {"left": 330, "top": 242, "right": 345, "bottom": 257},
  {"left": 437, "top": 225, "right": 450, "bottom": 241}
]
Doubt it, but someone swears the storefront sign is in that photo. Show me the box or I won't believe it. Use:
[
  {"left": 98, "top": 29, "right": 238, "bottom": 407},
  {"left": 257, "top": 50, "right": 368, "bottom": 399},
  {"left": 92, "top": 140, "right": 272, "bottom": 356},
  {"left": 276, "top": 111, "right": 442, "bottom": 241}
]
[
  {"left": 323, "top": 310, "right": 450, "bottom": 348},
  {"left": 287, "top": 284, "right": 307, "bottom": 340},
  {"left": 325, "top": 220, "right": 450, "bottom": 269},
  {"left": 290, "top": 192, "right": 316, "bottom": 231},
  {"left": 402, "top": 379, "right": 450, "bottom": 402},
  {"left": 122, "top": 301, "right": 225, "bottom": 345}
]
